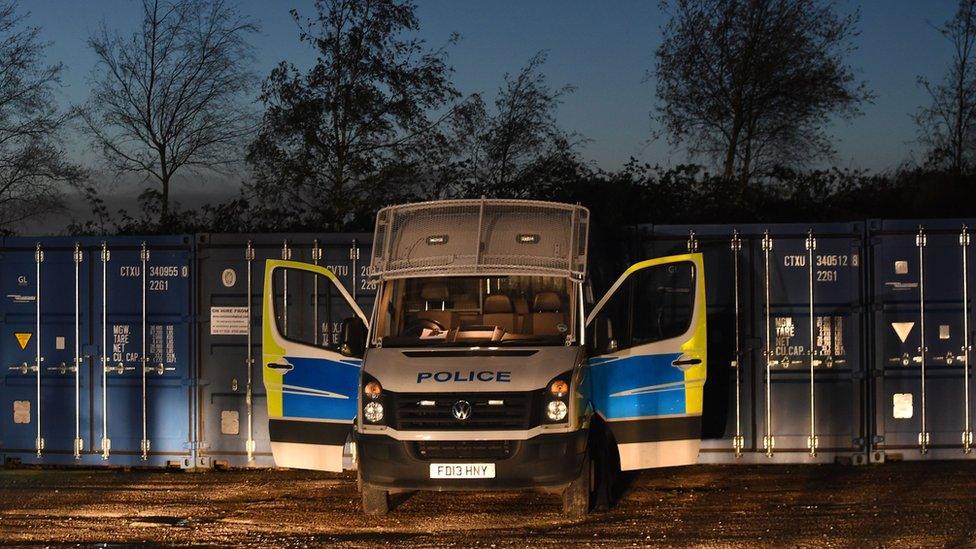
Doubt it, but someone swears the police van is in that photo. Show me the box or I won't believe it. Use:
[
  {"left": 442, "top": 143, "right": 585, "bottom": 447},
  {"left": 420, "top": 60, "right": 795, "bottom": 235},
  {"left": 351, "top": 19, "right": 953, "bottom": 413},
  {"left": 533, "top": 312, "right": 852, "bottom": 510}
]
[{"left": 261, "top": 199, "right": 707, "bottom": 516}]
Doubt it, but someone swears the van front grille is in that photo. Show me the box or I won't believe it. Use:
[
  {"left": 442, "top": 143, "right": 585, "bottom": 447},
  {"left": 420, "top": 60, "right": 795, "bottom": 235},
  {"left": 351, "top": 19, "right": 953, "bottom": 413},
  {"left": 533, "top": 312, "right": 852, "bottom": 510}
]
[
  {"left": 391, "top": 392, "right": 536, "bottom": 430},
  {"left": 412, "top": 440, "right": 516, "bottom": 460}
]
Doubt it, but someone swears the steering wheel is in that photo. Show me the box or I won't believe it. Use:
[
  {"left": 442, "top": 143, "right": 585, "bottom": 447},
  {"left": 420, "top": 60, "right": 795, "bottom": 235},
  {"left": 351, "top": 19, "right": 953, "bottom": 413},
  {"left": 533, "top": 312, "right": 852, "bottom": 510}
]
[{"left": 403, "top": 318, "right": 446, "bottom": 337}]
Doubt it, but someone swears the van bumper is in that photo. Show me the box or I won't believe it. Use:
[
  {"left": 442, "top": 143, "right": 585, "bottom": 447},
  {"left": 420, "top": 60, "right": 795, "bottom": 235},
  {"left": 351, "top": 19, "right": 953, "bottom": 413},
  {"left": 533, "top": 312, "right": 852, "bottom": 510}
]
[{"left": 357, "top": 430, "right": 588, "bottom": 491}]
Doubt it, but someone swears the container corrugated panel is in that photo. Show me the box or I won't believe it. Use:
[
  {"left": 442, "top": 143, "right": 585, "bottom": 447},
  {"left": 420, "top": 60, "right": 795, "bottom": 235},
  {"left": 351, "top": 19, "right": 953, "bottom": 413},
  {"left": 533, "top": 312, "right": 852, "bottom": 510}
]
[
  {"left": 641, "top": 223, "right": 868, "bottom": 463},
  {"left": 195, "top": 233, "right": 375, "bottom": 468},
  {"left": 869, "top": 219, "right": 976, "bottom": 461},
  {"left": 0, "top": 235, "right": 194, "bottom": 467}
]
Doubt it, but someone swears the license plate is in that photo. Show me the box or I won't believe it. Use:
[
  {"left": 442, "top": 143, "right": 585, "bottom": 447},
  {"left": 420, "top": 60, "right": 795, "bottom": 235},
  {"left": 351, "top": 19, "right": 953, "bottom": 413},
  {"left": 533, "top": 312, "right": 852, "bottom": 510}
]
[{"left": 429, "top": 463, "right": 496, "bottom": 479}]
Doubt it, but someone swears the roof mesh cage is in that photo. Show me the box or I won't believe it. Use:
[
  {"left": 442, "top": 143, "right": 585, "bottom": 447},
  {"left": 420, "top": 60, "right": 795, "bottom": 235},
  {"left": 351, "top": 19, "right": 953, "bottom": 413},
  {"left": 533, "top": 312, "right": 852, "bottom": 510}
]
[{"left": 369, "top": 199, "right": 589, "bottom": 280}]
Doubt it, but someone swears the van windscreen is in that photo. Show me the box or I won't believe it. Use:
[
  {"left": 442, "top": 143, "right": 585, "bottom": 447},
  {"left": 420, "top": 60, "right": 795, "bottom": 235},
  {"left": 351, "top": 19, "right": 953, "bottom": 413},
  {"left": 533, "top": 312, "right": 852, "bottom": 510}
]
[{"left": 375, "top": 276, "right": 575, "bottom": 347}]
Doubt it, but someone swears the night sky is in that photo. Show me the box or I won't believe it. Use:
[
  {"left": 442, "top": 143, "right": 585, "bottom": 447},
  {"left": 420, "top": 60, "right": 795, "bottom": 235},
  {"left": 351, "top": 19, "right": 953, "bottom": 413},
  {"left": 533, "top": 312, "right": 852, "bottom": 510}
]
[{"left": 23, "top": 0, "right": 963, "bottom": 208}]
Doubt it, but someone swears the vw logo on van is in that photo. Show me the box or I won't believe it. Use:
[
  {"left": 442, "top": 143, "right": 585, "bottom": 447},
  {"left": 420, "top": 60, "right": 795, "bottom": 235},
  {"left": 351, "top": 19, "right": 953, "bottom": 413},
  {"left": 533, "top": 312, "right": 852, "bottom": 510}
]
[{"left": 451, "top": 400, "right": 472, "bottom": 421}]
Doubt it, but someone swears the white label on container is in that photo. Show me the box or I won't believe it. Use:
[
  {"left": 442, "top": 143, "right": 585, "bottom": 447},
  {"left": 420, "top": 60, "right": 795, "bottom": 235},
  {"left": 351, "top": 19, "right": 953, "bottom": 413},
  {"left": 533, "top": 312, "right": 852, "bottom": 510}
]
[
  {"left": 940, "top": 325, "right": 951, "bottom": 340},
  {"left": 13, "top": 400, "right": 29, "bottom": 424},
  {"left": 221, "top": 410, "right": 240, "bottom": 435},
  {"left": 211, "top": 306, "right": 249, "bottom": 336},
  {"left": 895, "top": 260, "right": 909, "bottom": 275},
  {"left": 893, "top": 393, "right": 913, "bottom": 419},
  {"left": 55, "top": 336, "right": 65, "bottom": 350},
  {"left": 885, "top": 281, "right": 918, "bottom": 291},
  {"left": 221, "top": 268, "right": 237, "bottom": 288}
]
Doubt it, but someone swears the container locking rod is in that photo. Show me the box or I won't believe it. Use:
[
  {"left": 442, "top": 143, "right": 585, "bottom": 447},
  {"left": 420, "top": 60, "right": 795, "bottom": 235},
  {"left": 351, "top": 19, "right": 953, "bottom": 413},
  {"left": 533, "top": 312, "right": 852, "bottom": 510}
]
[
  {"left": 962, "top": 226, "right": 973, "bottom": 453},
  {"left": 806, "top": 230, "right": 818, "bottom": 457},
  {"left": 101, "top": 241, "right": 110, "bottom": 460},
  {"left": 281, "top": 240, "right": 290, "bottom": 336},
  {"left": 762, "top": 231, "right": 775, "bottom": 457},
  {"left": 74, "top": 242, "right": 83, "bottom": 459},
  {"left": 245, "top": 240, "right": 255, "bottom": 462},
  {"left": 917, "top": 226, "right": 929, "bottom": 455},
  {"left": 731, "top": 230, "right": 743, "bottom": 457},
  {"left": 34, "top": 243, "right": 44, "bottom": 457},
  {"left": 140, "top": 241, "right": 149, "bottom": 461},
  {"left": 312, "top": 239, "right": 321, "bottom": 345}
]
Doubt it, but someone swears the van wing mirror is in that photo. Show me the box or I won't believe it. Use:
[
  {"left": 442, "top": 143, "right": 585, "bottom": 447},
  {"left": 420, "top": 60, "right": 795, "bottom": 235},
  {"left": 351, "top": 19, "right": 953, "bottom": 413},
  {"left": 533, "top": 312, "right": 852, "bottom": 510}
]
[
  {"left": 340, "top": 317, "right": 368, "bottom": 358},
  {"left": 594, "top": 317, "right": 617, "bottom": 354}
]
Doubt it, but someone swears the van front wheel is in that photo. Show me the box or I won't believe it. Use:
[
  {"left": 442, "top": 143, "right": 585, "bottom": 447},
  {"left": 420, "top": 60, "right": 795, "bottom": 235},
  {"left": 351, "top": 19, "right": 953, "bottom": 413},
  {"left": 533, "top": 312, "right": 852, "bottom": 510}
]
[
  {"left": 561, "top": 451, "right": 591, "bottom": 518},
  {"left": 359, "top": 471, "right": 389, "bottom": 515}
]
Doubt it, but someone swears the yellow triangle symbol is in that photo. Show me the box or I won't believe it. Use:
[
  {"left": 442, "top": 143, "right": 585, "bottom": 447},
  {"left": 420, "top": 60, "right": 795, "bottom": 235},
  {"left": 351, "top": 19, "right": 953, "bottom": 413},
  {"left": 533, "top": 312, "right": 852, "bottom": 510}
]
[{"left": 14, "top": 332, "right": 31, "bottom": 350}]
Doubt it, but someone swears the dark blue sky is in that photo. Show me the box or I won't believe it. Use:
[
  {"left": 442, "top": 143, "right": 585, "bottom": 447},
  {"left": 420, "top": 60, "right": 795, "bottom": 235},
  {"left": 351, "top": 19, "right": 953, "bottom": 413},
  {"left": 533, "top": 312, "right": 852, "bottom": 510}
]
[{"left": 30, "top": 0, "right": 960, "bottom": 172}]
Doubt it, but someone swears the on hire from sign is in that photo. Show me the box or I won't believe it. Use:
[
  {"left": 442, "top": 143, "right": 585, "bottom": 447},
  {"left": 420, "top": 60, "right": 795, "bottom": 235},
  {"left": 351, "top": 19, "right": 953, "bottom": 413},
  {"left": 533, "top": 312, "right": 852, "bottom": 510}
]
[{"left": 417, "top": 370, "right": 512, "bottom": 383}]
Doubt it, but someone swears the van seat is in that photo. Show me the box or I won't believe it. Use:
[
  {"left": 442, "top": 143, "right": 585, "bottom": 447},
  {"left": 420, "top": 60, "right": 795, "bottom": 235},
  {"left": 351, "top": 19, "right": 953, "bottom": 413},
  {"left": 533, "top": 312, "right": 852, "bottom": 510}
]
[
  {"left": 483, "top": 294, "right": 516, "bottom": 332},
  {"left": 530, "top": 292, "right": 566, "bottom": 336},
  {"left": 418, "top": 282, "right": 452, "bottom": 329}
]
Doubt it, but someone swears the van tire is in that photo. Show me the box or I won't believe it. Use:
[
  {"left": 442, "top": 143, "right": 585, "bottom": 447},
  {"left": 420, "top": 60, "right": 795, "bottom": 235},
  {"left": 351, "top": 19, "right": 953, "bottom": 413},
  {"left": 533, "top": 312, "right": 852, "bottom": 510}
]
[
  {"left": 562, "top": 451, "right": 591, "bottom": 518},
  {"left": 590, "top": 425, "right": 615, "bottom": 512},
  {"left": 360, "top": 472, "right": 389, "bottom": 515}
]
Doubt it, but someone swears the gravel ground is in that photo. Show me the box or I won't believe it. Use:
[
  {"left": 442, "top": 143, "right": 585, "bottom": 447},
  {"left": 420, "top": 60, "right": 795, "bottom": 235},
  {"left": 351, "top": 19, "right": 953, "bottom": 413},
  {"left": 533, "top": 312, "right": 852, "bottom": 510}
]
[{"left": 0, "top": 461, "right": 975, "bottom": 547}]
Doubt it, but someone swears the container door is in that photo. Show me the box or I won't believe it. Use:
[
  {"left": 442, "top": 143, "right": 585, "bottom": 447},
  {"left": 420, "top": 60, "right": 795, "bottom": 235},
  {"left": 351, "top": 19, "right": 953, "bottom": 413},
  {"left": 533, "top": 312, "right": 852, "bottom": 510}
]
[
  {"left": 586, "top": 253, "right": 707, "bottom": 470},
  {"left": 262, "top": 259, "right": 368, "bottom": 472}
]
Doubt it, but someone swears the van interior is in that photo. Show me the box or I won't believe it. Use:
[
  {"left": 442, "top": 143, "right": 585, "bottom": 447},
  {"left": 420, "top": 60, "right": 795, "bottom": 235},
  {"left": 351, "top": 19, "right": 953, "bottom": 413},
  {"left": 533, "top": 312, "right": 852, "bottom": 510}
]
[{"left": 376, "top": 275, "right": 576, "bottom": 346}]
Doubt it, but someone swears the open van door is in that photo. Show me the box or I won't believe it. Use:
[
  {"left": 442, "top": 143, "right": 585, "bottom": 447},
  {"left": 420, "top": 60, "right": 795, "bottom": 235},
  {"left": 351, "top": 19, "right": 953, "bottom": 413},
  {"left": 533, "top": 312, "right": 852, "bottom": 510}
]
[
  {"left": 263, "top": 260, "right": 368, "bottom": 472},
  {"left": 586, "top": 253, "right": 706, "bottom": 470}
]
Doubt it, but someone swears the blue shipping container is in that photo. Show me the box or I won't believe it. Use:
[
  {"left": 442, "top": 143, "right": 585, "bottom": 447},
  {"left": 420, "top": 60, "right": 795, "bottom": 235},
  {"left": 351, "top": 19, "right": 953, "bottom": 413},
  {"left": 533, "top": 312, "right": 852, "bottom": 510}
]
[
  {"left": 4, "top": 220, "right": 976, "bottom": 470},
  {"left": 194, "top": 233, "right": 374, "bottom": 468},
  {"left": 870, "top": 219, "right": 976, "bottom": 461},
  {"left": 643, "top": 223, "right": 868, "bottom": 464},
  {"left": 0, "top": 236, "right": 194, "bottom": 467}
]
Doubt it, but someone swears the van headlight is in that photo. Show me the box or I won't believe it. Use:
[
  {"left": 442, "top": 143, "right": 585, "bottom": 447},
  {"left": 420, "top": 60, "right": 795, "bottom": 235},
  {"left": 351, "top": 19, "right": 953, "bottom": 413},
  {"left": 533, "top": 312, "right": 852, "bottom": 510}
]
[
  {"left": 546, "top": 400, "right": 568, "bottom": 421},
  {"left": 364, "top": 401, "right": 384, "bottom": 423},
  {"left": 542, "top": 372, "right": 572, "bottom": 423},
  {"left": 364, "top": 380, "right": 382, "bottom": 399},
  {"left": 548, "top": 379, "right": 569, "bottom": 398}
]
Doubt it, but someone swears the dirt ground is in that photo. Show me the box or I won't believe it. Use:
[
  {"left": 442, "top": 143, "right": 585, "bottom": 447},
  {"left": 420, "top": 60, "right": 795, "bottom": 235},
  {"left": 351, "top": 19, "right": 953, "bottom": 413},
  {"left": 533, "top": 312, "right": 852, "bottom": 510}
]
[{"left": 1, "top": 461, "right": 975, "bottom": 547}]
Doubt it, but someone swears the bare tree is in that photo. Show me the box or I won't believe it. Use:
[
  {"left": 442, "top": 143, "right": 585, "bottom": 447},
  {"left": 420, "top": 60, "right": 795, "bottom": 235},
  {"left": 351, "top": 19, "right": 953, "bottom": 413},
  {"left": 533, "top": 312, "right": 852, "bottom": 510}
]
[
  {"left": 84, "top": 0, "right": 258, "bottom": 221},
  {"left": 916, "top": 0, "right": 976, "bottom": 177},
  {"left": 0, "top": 1, "right": 84, "bottom": 231},
  {"left": 654, "top": 0, "right": 871, "bottom": 185},
  {"left": 450, "top": 51, "right": 586, "bottom": 198}
]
